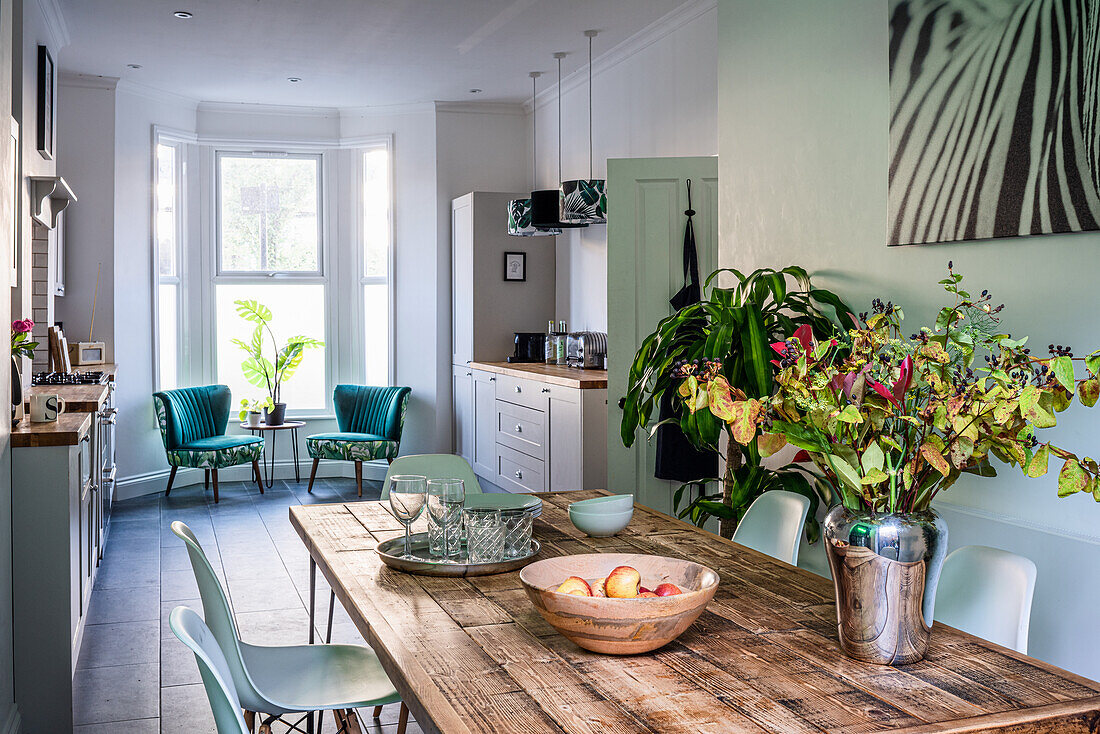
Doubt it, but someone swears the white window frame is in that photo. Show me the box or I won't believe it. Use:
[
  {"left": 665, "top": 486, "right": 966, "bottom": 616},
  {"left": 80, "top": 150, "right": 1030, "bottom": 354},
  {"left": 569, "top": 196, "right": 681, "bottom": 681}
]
[
  {"left": 151, "top": 130, "right": 188, "bottom": 393},
  {"left": 357, "top": 139, "right": 396, "bottom": 386}
]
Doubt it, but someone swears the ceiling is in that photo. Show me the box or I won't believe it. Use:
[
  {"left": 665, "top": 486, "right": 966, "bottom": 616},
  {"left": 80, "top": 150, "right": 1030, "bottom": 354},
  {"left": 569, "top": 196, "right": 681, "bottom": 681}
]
[{"left": 58, "top": 0, "right": 690, "bottom": 108}]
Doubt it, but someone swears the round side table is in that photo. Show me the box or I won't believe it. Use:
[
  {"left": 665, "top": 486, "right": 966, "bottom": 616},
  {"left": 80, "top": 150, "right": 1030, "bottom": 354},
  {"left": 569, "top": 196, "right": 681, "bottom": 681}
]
[{"left": 241, "top": 420, "right": 306, "bottom": 489}]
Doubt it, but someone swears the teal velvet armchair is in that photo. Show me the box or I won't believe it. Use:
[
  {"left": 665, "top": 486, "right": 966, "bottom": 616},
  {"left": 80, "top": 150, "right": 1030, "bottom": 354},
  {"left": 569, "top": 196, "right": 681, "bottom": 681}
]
[
  {"left": 306, "top": 385, "right": 412, "bottom": 497},
  {"left": 153, "top": 385, "right": 264, "bottom": 503}
]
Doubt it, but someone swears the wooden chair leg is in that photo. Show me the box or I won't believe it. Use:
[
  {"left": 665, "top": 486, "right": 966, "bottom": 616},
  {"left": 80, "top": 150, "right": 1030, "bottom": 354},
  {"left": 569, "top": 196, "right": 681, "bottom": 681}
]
[
  {"left": 371, "top": 705, "right": 383, "bottom": 719},
  {"left": 307, "top": 458, "right": 320, "bottom": 493},
  {"left": 165, "top": 466, "right": 178, "bottom": 496},
  {"left": 355, "top": 461, "right": 363, "bottom": 498},
  {"left": 204, "top": 470, "right": 209, "bottom": 491},
  {"left": 252, "top": 459, "right": 264, "bottom": 495},
  {"left": 243, "top": 710, "right": 255, "bottom": 732},
  {"left": 211, "top": 469, "right": 220, "bottom": 504},
  {"left": 397, "top": 702, "right": 409, "bottom": 734},
  {"left": 332, "top": 709, "right": 362, "bottom": 733}
]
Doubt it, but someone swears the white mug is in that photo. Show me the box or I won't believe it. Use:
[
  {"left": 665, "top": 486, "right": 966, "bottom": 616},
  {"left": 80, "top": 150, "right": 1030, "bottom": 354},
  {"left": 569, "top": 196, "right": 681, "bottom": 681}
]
[{"left": 30, "top": 393, "right": 67, "bottom": 423}]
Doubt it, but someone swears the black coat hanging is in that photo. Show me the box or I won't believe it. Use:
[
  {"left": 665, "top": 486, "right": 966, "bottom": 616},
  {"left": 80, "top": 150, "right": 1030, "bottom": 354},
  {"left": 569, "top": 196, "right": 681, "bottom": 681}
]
[{"left": 654, "top": 180, "right": 718, "bottom": 483}]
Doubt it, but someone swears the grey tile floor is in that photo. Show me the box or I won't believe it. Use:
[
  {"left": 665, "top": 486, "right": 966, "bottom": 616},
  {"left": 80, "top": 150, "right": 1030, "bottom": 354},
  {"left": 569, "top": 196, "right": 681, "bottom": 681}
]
[{"left": 74, "top": 475, "right": 424, "bottom": 734}]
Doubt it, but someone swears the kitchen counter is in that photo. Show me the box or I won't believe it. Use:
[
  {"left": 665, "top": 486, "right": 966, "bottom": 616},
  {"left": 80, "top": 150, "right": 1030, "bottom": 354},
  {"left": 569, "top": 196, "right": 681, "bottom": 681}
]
[
  {"left": 468, "top": 361, "right": 608, "bottom": 389},
  {"left": 11, "top": 413, "right": 92, "bottom": 447},
  {"left": 27, "top": 382, "right": 110, "bottom": 412}
]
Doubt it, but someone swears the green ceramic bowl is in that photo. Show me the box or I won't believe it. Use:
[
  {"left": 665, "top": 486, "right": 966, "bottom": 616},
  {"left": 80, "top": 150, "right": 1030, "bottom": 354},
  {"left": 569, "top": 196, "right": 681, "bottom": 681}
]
[{"left": 568, "top": 505, "right": 633, "bottom": 538}]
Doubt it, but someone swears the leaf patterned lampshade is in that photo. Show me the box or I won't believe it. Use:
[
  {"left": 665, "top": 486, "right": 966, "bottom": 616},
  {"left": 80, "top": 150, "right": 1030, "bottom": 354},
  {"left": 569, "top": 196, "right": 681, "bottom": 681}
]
[
  {"left": 508, "top": 198, "right": 560, "bottom": 237},
  {"left": 559, "top": 179, "right": 607, "bottom": 224}
]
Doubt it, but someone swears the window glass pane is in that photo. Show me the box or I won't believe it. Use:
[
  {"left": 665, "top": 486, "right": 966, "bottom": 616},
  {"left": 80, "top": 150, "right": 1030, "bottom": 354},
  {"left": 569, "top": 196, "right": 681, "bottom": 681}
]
[
  {"left": 215, "top": 283, "right": 326, "bottom": 411},
  {"left": 158, "top": 283, "right": 178, "bottom": 390},
  {"left": 219, "top": 155, "right": 320, "bottom": 272},
  {"left": 155, "top": 144, "right": 177, "bottom": 277},
  {"left": 362, "top": 148, "right": 390, "bottom": 278},
  {"left": 363, "top": 282, "right": 388, "bottom": 385}
]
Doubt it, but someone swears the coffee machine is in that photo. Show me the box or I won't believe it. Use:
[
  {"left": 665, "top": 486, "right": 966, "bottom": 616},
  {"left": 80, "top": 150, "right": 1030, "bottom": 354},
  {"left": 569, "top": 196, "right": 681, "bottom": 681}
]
[{"left": 509, "top": 332, "right": 547, "bottom": 363}]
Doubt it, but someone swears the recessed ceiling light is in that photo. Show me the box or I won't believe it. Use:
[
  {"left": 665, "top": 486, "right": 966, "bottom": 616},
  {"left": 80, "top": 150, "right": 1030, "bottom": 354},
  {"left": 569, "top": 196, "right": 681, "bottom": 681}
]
[
  {"left": 287, "top": 77, "right": 302, "bottom": 83},
  {"left": 173, "top": 10, "right": 193, "bottom": 19},
  {"left": 126, "top": 64, "right": 143, "bottom": 69},
  {"left": 469, "top": 88, "right": 483, "bottom": 94}
]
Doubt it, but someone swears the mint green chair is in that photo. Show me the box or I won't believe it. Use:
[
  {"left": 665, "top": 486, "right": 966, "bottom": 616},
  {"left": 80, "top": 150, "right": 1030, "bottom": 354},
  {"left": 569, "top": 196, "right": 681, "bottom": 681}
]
[
  {"left": 306, "top": 385, "right": 411, "bottom": 497},
  {"left": 381, "top": 453, "right": 483, "bottom": 500},
  {"left": 935, "top": 545, "right": 1037, "bottom": 653},
  {"left": 154, "top": 385, "right": 264, "bottom": 503},
  {"left": 171, "top": 521, "right": 405, "bottom": 732},
  {"left": 732, "top": 490, "right": 810, "bottom": 566},
  {"left": 169, "top": 607, "right": 252, "bottom": 734}
]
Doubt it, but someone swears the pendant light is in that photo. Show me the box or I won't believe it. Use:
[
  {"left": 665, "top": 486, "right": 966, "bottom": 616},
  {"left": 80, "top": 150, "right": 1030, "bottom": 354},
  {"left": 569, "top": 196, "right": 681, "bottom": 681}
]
[
  {"left": 560, "top": 30, "right": 607, "bottom": 225},
  {"left": 531, "top": 52, "right": 588, "bottom": 230},
  {"left": 508, "top": 72, "right": 560, "bottom": 236}
]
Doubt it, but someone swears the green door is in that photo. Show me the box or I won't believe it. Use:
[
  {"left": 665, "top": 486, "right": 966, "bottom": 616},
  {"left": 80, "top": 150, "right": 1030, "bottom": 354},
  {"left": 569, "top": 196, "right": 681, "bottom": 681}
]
[{"left": 607, "top": 156, "right": 719, "bottom": 518}]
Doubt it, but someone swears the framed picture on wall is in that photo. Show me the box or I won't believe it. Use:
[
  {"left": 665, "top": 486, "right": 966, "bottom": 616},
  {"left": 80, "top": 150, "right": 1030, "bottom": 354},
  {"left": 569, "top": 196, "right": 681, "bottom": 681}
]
[
  {"left": 36, "top": 45, "right": 55, "bottom": 161},
  {"left": 9, "top": 118, "right": 18, "bottom": 287},
  {"left": 503, "top": 251, "right": 526, "bottom": 282}
]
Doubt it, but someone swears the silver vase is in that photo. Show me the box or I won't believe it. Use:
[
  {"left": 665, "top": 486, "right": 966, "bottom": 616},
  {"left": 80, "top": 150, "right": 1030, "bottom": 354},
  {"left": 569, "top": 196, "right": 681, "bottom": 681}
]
[{"left": 822, "top": 504, "right": 947, "bottom": 665}]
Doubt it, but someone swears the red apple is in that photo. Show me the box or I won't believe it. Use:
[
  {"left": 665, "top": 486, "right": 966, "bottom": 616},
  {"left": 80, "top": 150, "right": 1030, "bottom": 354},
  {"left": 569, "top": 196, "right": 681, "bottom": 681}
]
[
  {"left": 654, "top": 583, "right": 682, "bottom": 597},
  {"left": 556, "top": 576, "right": 593, "bottom": 596},
  {"left": 639, "top": 586, "right": 652, "bottom": 595},
  {"left": 592, "top": 578, "right": 607, "bottom": 597},
  {"left": 638, "top": 591, "right": 658, "bottom": 598},
  {"left": 605, "top": 566, "right": 641, "bottom": 598}
]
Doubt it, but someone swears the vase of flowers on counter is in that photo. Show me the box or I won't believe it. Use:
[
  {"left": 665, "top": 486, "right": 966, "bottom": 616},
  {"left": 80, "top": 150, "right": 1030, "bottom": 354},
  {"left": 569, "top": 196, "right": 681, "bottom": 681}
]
[
  {"left": 674, "top": 265, "right": 1100, "bottom": 665},
  {"left": 11, "top": 319, "right": 36, "bottom": 426}
]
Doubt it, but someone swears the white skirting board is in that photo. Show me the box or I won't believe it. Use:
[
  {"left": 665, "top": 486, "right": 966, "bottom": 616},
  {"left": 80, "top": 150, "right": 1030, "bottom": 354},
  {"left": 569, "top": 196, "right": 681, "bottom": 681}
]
[
  {"left": 114, "top": 459, "right": 390, "bottom": 501},
  {"left": 0, "top": 705, "right": 19, "bottom": 734}
]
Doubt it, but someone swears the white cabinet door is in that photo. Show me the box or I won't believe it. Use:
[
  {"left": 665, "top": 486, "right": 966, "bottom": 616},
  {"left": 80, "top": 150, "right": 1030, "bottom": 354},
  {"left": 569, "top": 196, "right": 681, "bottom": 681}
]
[
  {"left": 451, "top": 199, "right": 474, "bottom": 366},
  {"left": 471, "top": 370, "right": 498, "bottom": 478},
  {"left": 549, "top": 393, "right": 582, "bottom": 490},
  {"left": 452, "top": 366, "right": 474, "bottom": 464}
]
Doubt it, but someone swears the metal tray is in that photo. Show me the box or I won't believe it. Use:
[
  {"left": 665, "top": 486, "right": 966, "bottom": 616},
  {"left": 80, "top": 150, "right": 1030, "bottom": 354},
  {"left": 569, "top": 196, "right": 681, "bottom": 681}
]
[{"left": 376, "top": 533, "right": 541, "bottom": 577}]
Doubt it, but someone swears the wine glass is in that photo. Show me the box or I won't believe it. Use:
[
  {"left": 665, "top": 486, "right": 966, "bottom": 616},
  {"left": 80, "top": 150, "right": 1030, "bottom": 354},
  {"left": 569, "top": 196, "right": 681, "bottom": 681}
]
[
  {"left": 388, "top": 475, "right": 427, "bottom": 558},
  {"left": 427, "top": 479, "right": 465, "bottom": 561}
]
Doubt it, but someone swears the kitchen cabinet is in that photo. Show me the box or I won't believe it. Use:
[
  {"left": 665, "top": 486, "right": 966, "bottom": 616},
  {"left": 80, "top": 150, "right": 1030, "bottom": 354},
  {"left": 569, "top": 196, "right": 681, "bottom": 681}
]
[
  {"left": 452, "top": 365, "right": 499, "bottom": 480},
  {"left": 11, "top": 414, "right": 95, "bottom": 734},
  {"left": 453, "top": 366, "right": 473, "bottom": 464},
  {"left": 461, "top": 362, "right": 607, "bottom": 493}
]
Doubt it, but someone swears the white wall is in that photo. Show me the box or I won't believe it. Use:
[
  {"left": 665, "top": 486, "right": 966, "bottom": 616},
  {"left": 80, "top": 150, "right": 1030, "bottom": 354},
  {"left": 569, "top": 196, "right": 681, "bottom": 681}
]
[
  {"left": 56, "top": 74, "right": 115, "bottom": 352},
  {"left": 531, "top": 0, "right": 718, "bottom": 332},
  {"left": 718, "top": 0, "right": 1100, "bottom": 680}
]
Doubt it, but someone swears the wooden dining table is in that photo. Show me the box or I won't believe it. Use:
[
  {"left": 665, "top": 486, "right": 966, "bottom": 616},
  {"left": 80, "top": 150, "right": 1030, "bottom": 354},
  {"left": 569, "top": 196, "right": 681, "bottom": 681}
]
[{"left": 289, "top": 490, "right": 1100, "bottom": 733}]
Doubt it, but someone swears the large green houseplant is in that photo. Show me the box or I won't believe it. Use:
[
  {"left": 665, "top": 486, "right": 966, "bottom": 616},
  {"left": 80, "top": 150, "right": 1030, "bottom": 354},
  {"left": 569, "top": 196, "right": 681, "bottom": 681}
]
[
  {"left": 232, "top": 299, "right": 323, "bottom": 426},
  {"left": 620, "top": 266, "right": 855, "bottom": 539}
]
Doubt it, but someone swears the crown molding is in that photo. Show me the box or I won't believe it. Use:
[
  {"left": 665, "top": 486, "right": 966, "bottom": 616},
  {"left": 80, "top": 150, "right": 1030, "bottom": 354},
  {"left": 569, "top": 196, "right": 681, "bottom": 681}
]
[
  {"left": 116, "top": 79, "right": 199, "bottom": 110},
  {"left": 197, "top": 100, "right": 340, "bottom": 118},
  {"left": 59, "top": 72, "right": 118, "bottom": 91},
  {"left": 435, "top": 101, "right": 526, "bottom": 116},
  {"left": 525, "top": 0, "right": 717, "bottom": 113},
  {"left": 33, "top": 0, "right": 70, "bottom": 48},
  {"left": 340, "top": 101, "right": 437, "bottom": 118}
]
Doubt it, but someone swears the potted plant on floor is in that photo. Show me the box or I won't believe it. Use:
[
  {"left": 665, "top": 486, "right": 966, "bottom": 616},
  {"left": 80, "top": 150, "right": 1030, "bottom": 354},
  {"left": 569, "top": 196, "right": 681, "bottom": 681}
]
[
  {"left": 232, "top": 300, "right": 323, "bottom": 426},
  {"left": 705, "top": 265, "right": 1100, "bottom": 665},
  {"left": 239, "top": 397, "right": 272, "bottom": 428},
  {"left": 620, "top": 266, "right": 855, "bottom": 540}
]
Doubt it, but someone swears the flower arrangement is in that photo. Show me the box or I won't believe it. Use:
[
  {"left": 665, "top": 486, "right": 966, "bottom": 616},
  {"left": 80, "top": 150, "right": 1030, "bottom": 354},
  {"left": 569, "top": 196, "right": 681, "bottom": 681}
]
[
  {"left": 11, "top": 319, "right": 37, "bottom": 361},
  {"left": 678, "top": 266, "right": 1100, "bottom": 513}
]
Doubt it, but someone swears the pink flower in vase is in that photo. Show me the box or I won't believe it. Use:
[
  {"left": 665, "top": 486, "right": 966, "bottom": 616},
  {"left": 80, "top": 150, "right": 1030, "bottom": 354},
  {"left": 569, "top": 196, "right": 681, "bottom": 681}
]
[{"left": 11, "top": 319, "right": 34, "bottom": 334}]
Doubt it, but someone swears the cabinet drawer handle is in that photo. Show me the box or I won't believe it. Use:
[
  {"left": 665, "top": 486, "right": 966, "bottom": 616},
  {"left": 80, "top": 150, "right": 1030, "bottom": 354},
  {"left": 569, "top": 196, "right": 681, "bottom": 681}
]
[
  {"left": 514, "top": 385, "right": 521, "bottom": 393},
  {"left": 514, "top": 424, "right": 522, "bottom": 433},
  {"left": 466, "top": 371, "right": 472, "bottom": 376},
  {"left": 514, "top": 470, "right": 523, "bottom": 479},
  {"left": 489, "top": 377, "right": 496, "bottom": 382},
  {"left": 541, "top": 388, "right": 550, "bottom": 393}
]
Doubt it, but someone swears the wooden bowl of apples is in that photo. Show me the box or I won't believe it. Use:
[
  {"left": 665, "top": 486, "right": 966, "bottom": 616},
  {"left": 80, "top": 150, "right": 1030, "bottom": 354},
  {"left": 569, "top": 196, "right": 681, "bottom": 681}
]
[{"left": 519, "top": 553, "right": 720, "bottom": 654}]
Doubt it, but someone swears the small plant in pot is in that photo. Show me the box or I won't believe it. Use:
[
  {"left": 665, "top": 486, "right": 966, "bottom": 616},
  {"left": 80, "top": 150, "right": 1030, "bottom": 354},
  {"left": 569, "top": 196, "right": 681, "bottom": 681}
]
[
  {"left": 699, "top": 265, "right": 1100, "bottom": 665},
  {"left": 239, "top": 397, "right": 272, "bottom": 428},
  {"left": 232, "top": 300, "right": 323, "bottom": 426}
]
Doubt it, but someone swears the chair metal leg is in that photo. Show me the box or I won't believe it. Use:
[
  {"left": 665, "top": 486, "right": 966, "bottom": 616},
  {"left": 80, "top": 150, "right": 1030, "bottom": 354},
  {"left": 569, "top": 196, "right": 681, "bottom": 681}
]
[
  {"left": 309, "top": 557, "right": 316, "bottom": 645},
  {"left": 165, "top": 466, "right": 178, "bottom": 496},
  {"left": 326, "top": 589, "right": 335, "bottom": 643},
  {"left": 307, "top": 458, "right": 319, "bottom": 493},
  {"left": 204, "top": 470, "right": 209, "bottom": 491},
  {"left": 211, "top": 469, "right": 220, "bottom": 504},
  {"left": 397, "top": 702, "right": 409, "bottom": 734},
  {"left": 252, "top": 459, "right": 264, "bottom": 494},
  {"left": 355, "top": 461, "right": 363, "bottom": 498}
]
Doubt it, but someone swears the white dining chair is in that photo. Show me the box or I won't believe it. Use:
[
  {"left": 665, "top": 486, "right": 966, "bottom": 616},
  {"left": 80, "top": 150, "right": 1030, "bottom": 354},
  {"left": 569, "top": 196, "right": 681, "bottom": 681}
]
[
  {"left": 169, "top": 606, "right": 253, "bottom": 734},
  {"left": 732, "top": 490, "right": 810, "bottom": 566},
  {"left": 935, "top": 545, "right": 1037, "bottom": 653}
]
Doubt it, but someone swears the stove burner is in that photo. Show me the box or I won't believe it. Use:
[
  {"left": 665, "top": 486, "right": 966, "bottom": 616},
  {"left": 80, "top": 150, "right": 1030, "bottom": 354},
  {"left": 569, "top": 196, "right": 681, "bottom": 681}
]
[{"left": 31, "top": 371, "right": 108, "bottom": 386}]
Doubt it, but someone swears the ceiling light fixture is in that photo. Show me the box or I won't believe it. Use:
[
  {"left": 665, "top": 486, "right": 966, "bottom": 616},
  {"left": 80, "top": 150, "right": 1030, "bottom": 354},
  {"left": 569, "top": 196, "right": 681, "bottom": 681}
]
[
  {"left": 287, "top": 77, "right": 302, "bottom": 83},
  {"left": 173, "top": 10, "right": 193, "bottom": 19},
  {"left": 560, "top": 30, "right": 606, "bottom": 224},
  {"left": 530, "top": 52, "right": 588, "bottom": 231},
  {"left": 508, "top": 72, "right": 560, "bottom": 237},
  {"left": 126, "top": 64, "right": 143, "bottom": 69},
  {"left": 469, "top": 88, "right": 483, "bottom": 94}
]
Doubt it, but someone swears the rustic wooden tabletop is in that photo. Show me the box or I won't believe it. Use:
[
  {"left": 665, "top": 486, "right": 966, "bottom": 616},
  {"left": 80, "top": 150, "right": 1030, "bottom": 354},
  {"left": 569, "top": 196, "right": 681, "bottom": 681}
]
[{"left": 289, "top": 490, "right": 1100, "bottom": 734}]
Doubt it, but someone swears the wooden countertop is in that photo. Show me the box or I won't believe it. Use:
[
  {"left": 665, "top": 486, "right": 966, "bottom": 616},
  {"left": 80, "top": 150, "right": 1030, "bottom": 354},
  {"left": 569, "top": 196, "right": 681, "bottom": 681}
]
[
  {"left": 27, "top": 383, "right": 109, "bottom": 412},
  {"left": 12, "top": 413, "right": 91, "bottom": 448},
  {"left": 468, "top": 361, "right": 608, "bottom": 388}
]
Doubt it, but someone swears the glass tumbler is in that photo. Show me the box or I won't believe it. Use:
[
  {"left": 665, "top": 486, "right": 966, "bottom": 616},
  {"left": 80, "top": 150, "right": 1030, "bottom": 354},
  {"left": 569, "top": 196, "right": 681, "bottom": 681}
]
[
  {"left": 501, "top": 509, "right": 534, "bottom": 559},
  {"left": 426, "top": 479, "right": 465, "bottom": 560},
  {"left": 463, "top": 508, "right": 505, "bottom": 564}
]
